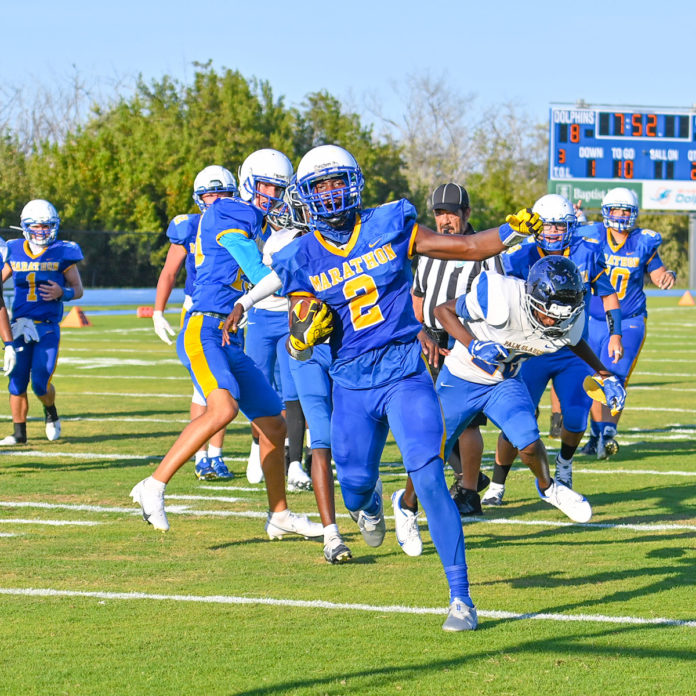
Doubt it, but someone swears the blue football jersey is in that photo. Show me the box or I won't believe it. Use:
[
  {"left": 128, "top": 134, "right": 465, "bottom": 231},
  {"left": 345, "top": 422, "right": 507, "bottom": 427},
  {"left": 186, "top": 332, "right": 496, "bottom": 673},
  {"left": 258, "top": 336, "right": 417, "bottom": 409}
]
[
  {"left": 7, "top": 239, "right": 83, "bottom": 323},
  {"left": 166, "top": 213, "right": 200, "bottom": 297},
  {"left": 583, "top": 223, "right": 663, "bottom": 320},
  {"left": 271, "top": 199, "right": 423, "bottom": 388},
  {"left": 191, "top": 197, "right": 264, "bottom": 314}
]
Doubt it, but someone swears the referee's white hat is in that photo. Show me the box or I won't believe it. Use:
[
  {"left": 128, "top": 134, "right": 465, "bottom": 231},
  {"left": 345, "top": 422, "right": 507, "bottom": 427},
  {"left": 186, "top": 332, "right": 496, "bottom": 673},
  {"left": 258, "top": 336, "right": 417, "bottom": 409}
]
[{"left": 431, "top": 183, "right": 470, "bottom": 213}]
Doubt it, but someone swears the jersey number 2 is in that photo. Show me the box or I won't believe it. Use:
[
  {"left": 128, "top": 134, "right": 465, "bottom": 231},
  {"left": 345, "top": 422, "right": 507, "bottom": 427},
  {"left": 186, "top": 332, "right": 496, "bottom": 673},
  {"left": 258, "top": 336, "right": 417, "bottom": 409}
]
[{"left": 343, "top": 275, "right": 384, "bottom": 331}]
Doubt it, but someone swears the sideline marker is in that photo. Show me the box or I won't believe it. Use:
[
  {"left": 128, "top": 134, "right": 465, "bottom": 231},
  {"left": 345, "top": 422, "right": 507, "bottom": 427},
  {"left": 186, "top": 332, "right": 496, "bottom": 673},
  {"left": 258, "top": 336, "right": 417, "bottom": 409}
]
[
  {"left": 678, "top": 291, "right": 695, "bottom": 306},
  {"left": 60, "top": 307, "right": 92, "bottom": 328}
]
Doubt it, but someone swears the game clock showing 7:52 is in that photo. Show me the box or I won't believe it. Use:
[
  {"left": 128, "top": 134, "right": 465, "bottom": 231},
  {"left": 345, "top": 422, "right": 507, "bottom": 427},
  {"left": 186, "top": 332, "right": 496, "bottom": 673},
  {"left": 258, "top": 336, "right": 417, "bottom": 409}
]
[{"left": 549, "top": 106, "right": 696, "bottom": 182}]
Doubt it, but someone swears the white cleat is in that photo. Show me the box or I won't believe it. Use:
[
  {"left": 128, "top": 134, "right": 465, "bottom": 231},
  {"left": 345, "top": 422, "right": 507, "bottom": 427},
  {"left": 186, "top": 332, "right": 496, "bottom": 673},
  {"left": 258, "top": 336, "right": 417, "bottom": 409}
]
[
  {"left": 287, "top": 460, "right": 312, "bottom": 492},
  {"left": 130, "top": 478, "right": 169, "bottom": 532},
  {"left": 554, "top": 454, "right": 573, "bottom": 489},
  {"left": 265, "top": 511, "right": 323, "bottom": 540},
  {"left": 0, "top": 435, "right": 23, "bottom": 446},
  {"left": 481, "top": 482, "right": 505, "bottom": 506},
  {"left": 45, "top": 419, "right": 61, "bottom": 441},
  {"left": 349, "top": 478, "right": 386, "bottom": 548},
  {"left": 391, "top": 488, "right": 422, "bottom": 557},
  {"left": 442, "top": 598, "right": 478, "bottom": 631},
  {"left": 246, "top": 441, "right": 264, "bottom": 484},
  {"left": 323, "top": 534, "right": 353, "bottom": 564},
  {"left": 537, "top": 479, "right": 592, "bottom": 523}
]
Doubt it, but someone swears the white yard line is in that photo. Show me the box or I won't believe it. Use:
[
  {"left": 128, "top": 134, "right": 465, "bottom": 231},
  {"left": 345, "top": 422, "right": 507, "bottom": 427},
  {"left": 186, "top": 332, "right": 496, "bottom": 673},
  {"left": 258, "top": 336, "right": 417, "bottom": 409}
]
[
  {"left": 0, "top": 518, "right": 100, "bottom": 526},
  {"left": 0, "top": 587, "right": 692, "bottom": 628}
]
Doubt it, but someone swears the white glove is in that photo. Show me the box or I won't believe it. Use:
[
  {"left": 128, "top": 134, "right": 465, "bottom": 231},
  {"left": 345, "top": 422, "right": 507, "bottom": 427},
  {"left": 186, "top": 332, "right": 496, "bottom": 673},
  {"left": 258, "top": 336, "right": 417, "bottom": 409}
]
[
  {"left": 3, "top": 344, "right": 16, "bottom": 376},
  {"left": 153, "top": 310, "right": 176, "bottom": 345},
  {"left": 11, "top": 317, "right": 40, "bottom": 343}
]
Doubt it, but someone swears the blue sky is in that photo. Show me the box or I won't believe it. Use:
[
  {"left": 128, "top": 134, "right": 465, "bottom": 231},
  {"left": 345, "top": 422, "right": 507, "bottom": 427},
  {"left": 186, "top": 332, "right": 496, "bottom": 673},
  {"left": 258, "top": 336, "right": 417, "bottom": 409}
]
[{"left": 2, "top": 0, "right": 693, "bottom": 130}]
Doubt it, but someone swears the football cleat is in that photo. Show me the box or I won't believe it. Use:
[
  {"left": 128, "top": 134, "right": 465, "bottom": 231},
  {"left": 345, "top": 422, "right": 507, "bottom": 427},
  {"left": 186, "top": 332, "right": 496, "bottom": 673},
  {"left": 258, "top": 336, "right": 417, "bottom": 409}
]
[
  {"left": 323, "top": 534, "right": 353, "bottom": 564},
  {"left": 442, "top": 598, "right": 478, "bottom": 632},
  {"left": 246, "top": 441, "right": 264, "bottom": 484},
  {"left": 209, "top": 456, "right": 234, "bottom": 479},
  {"left": 130, "top": 478, "right": 169, "bottom": 532},
  {"left": 0, "top": 434, "right": 25, "bottom": 446},
  {"left": 349, "top": 479, "right": 386, "bottom": 548},
  {"left": 194, "top": 457, "right": 217, "bottom": 480},
  {"left": 537, "top": 479, "right": 592, "bottom": 523},
  {"left": 579, "top": 435, "right": 598, "bottom": 456},
  {"left": 45, "top": 418, "right": 61, "bottom": 441},
  {"left": 597, "top": 435, "right": 620, "bottom": 460},
  {"left": 391, "top": 488, "right": 423, "bottom": 557},
  {"left": 481, "top": 483, "right": 505, "bottom": 506},
  {"left": 554, "top": 454, "right": 573, "bottom": 489},
  {"left": 451, "top": 485, "right": 483, "bottom": 517},
  {"left": 287, "top": 460, "right": 312, "bottom": 492},
  {"left": 265, "top": 511, "right": 323, "bottom": 540}
]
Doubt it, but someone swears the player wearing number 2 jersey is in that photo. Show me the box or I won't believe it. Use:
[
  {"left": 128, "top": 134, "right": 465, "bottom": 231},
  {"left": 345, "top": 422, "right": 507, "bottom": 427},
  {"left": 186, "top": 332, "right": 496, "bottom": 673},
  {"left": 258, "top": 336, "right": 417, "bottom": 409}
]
[{"left": 233, "top": 144, "right": 542, "bottom": 631}]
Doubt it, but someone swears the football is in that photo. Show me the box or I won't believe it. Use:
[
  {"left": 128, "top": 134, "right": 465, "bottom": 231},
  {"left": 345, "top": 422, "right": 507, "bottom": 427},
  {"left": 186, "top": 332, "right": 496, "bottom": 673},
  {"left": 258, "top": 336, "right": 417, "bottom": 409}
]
[{"left": 293, "top": 296, "right": 324, "bottom": 323}]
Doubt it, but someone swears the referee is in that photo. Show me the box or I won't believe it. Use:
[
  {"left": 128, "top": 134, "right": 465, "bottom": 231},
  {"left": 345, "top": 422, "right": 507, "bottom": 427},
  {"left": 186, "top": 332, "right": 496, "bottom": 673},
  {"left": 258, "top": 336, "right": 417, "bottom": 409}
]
[{"left": 410, "top": 183, "right": 502, "bottom": 516}]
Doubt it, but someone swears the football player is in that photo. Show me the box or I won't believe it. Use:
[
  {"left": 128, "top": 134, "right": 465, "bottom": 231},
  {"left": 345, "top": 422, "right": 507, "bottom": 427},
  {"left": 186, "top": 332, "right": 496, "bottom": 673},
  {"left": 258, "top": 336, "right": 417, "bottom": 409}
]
[
  {"left": 152, "top": 165, "right": 238, "bottom": 480},
  {"left": 1, "top": 200, "right": 83, "bottom": 445},
  {"left": 434, "top": 256, "right": 625, "bottom": 525},
  {"left": 0, "top": 238, "right": 16, "bottom": 380},
  {"left": 224, "top": 144, "right": 541, "bottom": 631},
  {"left": 580, "top": 187, "right": 676, "bottom": 458},
  {"left": 238, "top": 149, "right": 312, "bottom": 492},
  {"left": 131, "top": 170, "right": 322, "bottom": 543},
  {"left": 482, "top": 194, "right": 624, "bottom": 505}
]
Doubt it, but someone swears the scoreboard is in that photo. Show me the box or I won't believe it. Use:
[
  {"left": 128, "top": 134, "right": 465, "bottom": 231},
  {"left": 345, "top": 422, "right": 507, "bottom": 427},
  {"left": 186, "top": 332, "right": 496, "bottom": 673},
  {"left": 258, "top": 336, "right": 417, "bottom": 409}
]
[{"left": 547, "top": 104, "right": 696, "bottom": 211}]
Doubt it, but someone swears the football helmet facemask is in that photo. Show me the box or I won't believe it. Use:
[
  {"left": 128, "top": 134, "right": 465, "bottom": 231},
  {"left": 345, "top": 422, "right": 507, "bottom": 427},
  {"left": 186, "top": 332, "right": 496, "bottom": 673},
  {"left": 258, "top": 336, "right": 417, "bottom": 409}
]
[
  {"left": 601, "top": 187, "right": 639, "bottom": 232},
  {"left": 295, "top": 145, "right": 364, "bottom": 229},
  {"left": 20, "top": 199, "right": 60, "bottom": 246},
  {"left": 238, "top": 149, "right": 293, "bottom": 224},
  {"left": 525, "top": 256, "right": 585, "bottom": 339},
  {"left": 532, "top": 194, "right": 577, "bottom": 252},
  {"left": 192, "top": 165, "right": 238, "bottom": 212}
]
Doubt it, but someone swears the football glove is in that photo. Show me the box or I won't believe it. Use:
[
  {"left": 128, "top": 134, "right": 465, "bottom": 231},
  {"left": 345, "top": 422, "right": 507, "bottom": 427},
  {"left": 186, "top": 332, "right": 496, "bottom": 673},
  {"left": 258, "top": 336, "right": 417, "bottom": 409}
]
[
  {"left": 3, "top": 344, "right": 16, "bottom": 376},
  {"left": 153, "top": 310, "right": 176, "bottom": 345},
  {"left": 499, "top": 208, "right": 544, "bottom": 247},
  {"left": 469, "top": 340, "right": 509, "bottom": 366},
  {"left": 289, "top": 299, "right": 333, "bottom": 352},
  {"left": 11, "top": 317, "right": 39, "bottom": 343},
  {"left": 582, "top": 373, "right": 626, "bottom": 416}
]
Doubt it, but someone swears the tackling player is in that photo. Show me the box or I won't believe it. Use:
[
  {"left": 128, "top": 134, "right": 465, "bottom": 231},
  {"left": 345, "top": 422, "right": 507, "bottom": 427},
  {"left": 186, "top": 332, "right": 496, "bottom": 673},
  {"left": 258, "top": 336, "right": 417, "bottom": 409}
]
[
  {"left": 434, "top": 256, "right": 625, "bottom": 524},
  {"left": 483, "top": 194, "right": 623, "bottom": 504},
  {"left": 1, "top": 200, "right": 83, "bottom": 445},
  {"left": 152, "top": 166, "right": 237, "bottom": 480},
  {"left": 224, "top": 144, "right": 542, "bottom": 631},
  {"left": 580, "top": 187, "right": 677, "bottom": 458}
]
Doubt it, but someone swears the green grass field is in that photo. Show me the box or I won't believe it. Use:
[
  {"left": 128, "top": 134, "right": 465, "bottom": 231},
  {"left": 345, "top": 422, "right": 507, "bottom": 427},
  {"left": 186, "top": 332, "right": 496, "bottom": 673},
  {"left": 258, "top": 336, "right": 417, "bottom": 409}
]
[{"left": 1, "top": 296, "right": 694, "bottom": 695}]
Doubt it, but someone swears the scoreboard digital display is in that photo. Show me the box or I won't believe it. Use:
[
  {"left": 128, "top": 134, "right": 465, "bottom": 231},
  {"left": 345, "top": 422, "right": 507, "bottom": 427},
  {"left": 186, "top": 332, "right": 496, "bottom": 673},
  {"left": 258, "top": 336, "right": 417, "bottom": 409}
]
[{"left": 548, "top": 104, "right": 696, "bottom": 211}]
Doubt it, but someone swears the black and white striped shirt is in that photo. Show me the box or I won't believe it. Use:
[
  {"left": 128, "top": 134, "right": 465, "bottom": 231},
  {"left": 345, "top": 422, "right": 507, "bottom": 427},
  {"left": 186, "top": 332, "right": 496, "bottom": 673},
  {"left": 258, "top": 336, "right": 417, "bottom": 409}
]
[{"left": 412, "top": 225, "right": 505, "bottom": 331}]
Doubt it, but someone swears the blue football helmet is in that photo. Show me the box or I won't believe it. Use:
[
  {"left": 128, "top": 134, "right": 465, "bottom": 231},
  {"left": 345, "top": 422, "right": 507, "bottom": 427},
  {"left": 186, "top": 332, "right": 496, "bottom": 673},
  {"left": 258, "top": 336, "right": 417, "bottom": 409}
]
[
  {"left": 525, "top": 256, "right": 585, "bottom": 338},
  {"left": 238, "top": 149, "right": 293, "bottom": 224},
  {"left": 20, "top": 199, "right": 60, "bottom": 246},
  {"left": 532, "top": 194, "right": 577, "bottom": 252},
  {"left": 192, "top": 165, "right": 238, "bottom": 212},
  {"left": 295, "top": 145, "right": 364, "bottom": 230},
  {"left": 601, "top": 187, "right": 639, "bottom": 232}
]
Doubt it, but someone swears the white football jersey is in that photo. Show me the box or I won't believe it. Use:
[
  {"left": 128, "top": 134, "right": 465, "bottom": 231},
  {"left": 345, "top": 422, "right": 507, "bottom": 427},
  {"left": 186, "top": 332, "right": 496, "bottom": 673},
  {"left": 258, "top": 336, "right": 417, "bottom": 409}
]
[
  {"left": 444, "top": 271, "right": 585, "bottom": 386},
  {"left": 254, "top": 227, "right": 298, "bottom": 312}
]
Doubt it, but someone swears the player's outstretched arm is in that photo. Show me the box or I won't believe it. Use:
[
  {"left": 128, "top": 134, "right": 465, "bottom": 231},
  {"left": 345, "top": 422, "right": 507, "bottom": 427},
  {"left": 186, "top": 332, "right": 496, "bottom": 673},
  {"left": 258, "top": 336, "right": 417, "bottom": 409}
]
[
  {"left": 569, "top": 339, "right": 612, "bottom": 376},
  {"left": 433, "top": 299, "right": 475, "bottom": 347}
]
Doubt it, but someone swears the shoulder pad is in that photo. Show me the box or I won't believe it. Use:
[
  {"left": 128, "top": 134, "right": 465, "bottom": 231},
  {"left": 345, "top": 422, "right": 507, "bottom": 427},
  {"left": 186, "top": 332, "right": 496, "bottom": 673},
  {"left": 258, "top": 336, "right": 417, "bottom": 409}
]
[
  {"left": 504, "top": 244, "right": 522, "bottom": 254},
  {"left": 172, "top": 214, "right": 191, "bottom": 225},
  {"left": 580, "top": 236, "right": 600, "bottom": 245},
  {"left": 640, "top": 228, "right": 661, "bottom": 239}
]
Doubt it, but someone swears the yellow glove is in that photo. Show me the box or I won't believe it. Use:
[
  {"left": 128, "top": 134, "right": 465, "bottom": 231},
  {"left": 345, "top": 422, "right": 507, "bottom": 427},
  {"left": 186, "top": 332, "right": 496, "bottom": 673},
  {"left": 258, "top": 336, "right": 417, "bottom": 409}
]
[
  {"left": 289, "top": 299, "right": 333, "bottom": 352},
  {"left": 582, "top": 374, "right": 626, "bottom": 416},
  {"left": 500, "top": 208, "right": 544, "bottom": 246}
]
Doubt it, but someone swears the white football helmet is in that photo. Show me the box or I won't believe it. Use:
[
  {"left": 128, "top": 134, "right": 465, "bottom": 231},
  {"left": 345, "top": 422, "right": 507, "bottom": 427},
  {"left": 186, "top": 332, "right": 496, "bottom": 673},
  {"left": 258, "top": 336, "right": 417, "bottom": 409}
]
[
  {"left": 532, "top": 194, "right": 577, "bottom": 252},
  {"left": 192, "top": 165, "right": 238, "bottom": 212},
  {"left": 20, "top": 199, "right": 60, "bottom": 246},
  {"left": 601, "top": 187, "right": 639, "bottom": 231},
  {"left": 238, "top": 149, "right": 293, "bottom": 222},
  {"left": 295, "top": 145, "right": 364, "bottom": 225}
]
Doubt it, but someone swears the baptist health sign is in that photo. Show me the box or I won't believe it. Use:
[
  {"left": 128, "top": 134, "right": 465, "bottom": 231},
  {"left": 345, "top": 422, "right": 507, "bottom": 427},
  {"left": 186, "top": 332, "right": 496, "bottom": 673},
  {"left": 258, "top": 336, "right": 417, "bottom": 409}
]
[{"left": 548, "top": 180, "right": 696, "bottom": 211}]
